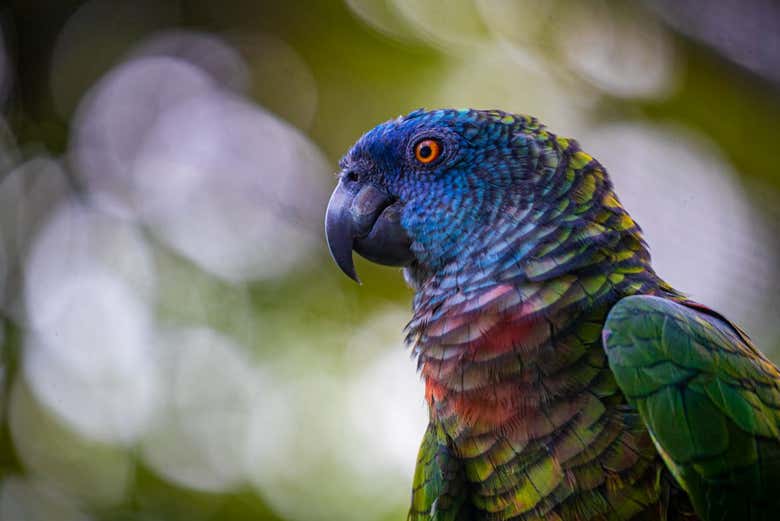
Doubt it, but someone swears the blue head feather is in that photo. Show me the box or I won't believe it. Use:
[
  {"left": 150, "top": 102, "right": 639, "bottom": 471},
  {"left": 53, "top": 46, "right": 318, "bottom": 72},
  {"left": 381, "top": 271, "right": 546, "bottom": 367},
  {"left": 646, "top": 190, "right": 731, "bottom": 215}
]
[{"left": 340, "top": 109, "right": 558, "bottom": 274}]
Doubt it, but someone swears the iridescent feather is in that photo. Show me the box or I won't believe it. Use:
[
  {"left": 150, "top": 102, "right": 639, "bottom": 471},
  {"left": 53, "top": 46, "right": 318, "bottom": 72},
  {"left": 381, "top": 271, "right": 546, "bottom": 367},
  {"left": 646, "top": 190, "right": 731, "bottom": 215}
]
[{"left": 334, "top": 109, "right": 780, "bottom": 521}]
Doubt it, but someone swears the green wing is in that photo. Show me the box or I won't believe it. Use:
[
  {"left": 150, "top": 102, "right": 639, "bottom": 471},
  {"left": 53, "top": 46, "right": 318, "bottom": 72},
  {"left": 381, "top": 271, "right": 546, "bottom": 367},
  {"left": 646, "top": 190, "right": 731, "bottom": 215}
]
[
  {"left": 603, "top": 295, "right": 780, "bottom": 521},
  {"left": 408, "top": 421, "right": 472, "bottom": 521}
]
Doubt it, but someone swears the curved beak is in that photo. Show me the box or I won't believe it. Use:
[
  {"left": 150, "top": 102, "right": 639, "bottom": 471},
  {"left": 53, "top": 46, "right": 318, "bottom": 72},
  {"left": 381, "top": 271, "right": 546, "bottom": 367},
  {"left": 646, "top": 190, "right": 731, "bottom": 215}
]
[{"left": 325, "top": 178, "right": 413, "bottom": 283}]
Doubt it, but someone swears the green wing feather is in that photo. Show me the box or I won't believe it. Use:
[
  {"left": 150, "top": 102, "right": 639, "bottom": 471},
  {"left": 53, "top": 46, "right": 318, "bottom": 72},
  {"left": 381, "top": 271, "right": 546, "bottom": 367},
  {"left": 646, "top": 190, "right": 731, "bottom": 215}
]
[
  {"left": 408, "top": 421, "right": 472, "bottom": 521},
  {"left": 603, "top": 295, "right": 780, "bottom": 521}
]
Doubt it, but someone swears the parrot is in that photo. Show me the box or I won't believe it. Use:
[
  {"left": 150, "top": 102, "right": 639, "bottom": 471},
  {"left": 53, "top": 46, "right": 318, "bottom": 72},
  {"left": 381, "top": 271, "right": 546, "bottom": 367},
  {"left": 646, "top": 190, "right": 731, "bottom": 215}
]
[{"left": 324, "top": 108, "right": 780, "bottom": 521}]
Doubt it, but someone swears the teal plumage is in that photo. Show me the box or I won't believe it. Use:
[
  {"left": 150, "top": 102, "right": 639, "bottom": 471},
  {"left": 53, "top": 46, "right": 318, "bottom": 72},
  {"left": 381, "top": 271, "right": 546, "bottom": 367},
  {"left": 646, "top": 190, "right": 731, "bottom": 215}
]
[{"left": 324, "top": 109, "right": 780, "bottom": 520}]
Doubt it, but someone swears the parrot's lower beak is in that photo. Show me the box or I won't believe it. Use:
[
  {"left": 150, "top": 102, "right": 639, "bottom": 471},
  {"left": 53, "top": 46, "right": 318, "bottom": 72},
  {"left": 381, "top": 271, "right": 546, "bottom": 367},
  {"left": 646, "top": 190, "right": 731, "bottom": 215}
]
[{"left": 325, "top": 178, "right": 413, "bottom": 283}]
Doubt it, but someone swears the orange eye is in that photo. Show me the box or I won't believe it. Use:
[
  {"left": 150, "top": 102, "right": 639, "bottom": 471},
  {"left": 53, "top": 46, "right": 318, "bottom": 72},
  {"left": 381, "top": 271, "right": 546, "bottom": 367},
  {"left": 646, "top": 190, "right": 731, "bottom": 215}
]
[{"left": 414, "top": 139, "right": 441, "bottom": 164}]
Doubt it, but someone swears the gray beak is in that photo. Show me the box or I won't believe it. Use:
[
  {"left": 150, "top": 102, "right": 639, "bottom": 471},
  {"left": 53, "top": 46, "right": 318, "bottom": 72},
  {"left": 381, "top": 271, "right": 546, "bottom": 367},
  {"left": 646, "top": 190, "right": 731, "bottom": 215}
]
[{"left": 324, "top": 178, "right": 413, "bottom": 283}]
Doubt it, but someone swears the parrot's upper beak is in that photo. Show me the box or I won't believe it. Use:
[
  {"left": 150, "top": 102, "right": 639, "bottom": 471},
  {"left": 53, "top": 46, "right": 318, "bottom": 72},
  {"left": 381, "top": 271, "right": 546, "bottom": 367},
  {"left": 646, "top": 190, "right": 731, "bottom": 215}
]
[{"left": 325, "top": 177, "right": 413, "bottom": 283}]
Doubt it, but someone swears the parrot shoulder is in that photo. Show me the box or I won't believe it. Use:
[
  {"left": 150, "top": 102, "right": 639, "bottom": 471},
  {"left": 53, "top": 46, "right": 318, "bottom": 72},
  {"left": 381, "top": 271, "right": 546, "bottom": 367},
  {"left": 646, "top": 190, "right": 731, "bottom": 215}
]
[{"left": 603, "top": 294, "right": 780, "bottom": 520}]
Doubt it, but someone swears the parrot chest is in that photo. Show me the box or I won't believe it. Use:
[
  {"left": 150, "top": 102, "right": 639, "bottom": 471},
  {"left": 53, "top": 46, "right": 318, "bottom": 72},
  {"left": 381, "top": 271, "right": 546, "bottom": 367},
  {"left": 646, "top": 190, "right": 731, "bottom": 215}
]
[{"left": 415, "top": 302, "right": 667, "bottom": 519}]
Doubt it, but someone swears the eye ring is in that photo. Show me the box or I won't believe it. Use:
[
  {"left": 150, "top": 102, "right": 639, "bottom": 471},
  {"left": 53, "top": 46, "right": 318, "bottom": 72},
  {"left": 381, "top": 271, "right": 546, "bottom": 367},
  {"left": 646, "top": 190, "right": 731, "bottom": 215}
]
[{"left": 414, "top": 139, "right": 442, "bottom": 164}]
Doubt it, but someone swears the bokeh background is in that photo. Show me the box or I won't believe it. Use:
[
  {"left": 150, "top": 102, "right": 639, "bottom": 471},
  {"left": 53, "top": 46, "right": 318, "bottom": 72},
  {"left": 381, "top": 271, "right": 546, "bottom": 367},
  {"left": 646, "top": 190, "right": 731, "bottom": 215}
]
[{"left": 0, "top": 1, "right": 778, "bottom": 520}]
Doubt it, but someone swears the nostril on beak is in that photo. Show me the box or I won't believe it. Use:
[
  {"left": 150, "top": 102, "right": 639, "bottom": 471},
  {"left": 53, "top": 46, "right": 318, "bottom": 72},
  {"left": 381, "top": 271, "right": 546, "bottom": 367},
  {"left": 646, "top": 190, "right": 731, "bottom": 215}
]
[{"left": 343, "top": 170, "right": 359, "bottom": 183}]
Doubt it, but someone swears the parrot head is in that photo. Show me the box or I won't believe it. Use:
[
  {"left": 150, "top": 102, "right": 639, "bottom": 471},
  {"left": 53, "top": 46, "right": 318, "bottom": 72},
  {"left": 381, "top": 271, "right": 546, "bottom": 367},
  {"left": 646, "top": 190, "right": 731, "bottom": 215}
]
[{"left": 326, "top": 108, "right": 565, "bottom": 283}]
